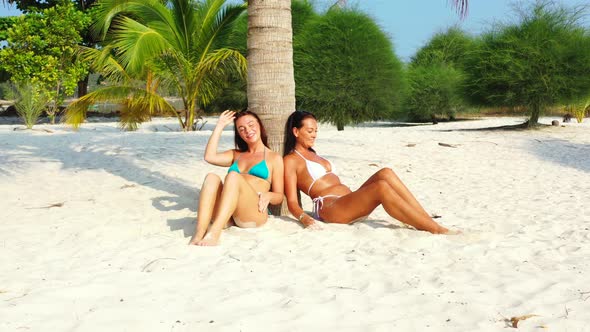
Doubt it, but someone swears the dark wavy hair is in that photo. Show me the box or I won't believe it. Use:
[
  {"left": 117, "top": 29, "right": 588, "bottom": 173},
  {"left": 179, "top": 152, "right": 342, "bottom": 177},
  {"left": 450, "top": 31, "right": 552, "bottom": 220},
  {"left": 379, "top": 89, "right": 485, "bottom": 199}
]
[
  {"left": 284, "top": 111, "right": 317, "bottom": 156},
  {"left": 233, "top": 110, "right": 268, "bottom": 152}
]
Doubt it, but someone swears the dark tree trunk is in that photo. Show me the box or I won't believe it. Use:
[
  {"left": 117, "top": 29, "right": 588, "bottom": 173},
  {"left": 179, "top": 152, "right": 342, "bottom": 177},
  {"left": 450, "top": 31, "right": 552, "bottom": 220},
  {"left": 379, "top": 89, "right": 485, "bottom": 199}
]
[
  {"left": 528, "top": 103, "right": 541, "bottom": 127},
  {"left": 77, "top": 75, "right": 89, "bottom": 98}
]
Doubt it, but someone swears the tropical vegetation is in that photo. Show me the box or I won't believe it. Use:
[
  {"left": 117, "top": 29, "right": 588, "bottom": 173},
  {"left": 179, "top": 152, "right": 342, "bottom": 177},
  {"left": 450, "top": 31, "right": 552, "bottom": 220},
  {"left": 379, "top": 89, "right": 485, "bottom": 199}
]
[
  {"left": 294, "top": 7, "right": 404, "bottom": 130},
  {"left": 9, "top": 82, "right": 48, "bottom": 129},
  {"left": 463, "top": 0, "right": 590, "bottom": 127},
  {"left": 0, "top": 1, "right": 90, "bottom": 123},
  {"left": 404, "top": 27, "right": 472, "bottom": 121},
  {"left": 65, "top": 0, "right": 247, "bottom": 131}
]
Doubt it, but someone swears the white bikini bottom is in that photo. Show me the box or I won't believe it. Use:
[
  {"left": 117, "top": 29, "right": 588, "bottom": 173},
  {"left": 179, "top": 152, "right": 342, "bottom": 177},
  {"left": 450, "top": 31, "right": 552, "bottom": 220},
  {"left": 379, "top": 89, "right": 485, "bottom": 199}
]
[
  {"left": 311, "top": 195, "right": 369, "bottom": 223},
  {"left": 311, "top": 195, "right": 341, "bottom": 221}
]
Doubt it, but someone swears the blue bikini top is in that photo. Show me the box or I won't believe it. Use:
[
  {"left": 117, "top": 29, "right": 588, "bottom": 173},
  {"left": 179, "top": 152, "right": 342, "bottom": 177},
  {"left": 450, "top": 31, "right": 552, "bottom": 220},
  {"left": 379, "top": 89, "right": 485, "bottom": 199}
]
[{"left": 228, "top": 149, "right": 270, "bottom": 181}]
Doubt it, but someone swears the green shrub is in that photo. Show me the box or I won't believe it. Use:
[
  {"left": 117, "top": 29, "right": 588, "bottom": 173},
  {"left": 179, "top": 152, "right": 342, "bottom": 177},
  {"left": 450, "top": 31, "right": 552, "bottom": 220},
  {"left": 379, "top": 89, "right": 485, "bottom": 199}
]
[
  {"left": 404, "top": 64, "right": 464, "bottom": 122},
  {"left": 411, "top": 26, "right": 473, "bottom": 68},
  {"left": 463, "top": 1, "right": 590, "bottom": 126},
  {"left": 294, "top": 8, "right": 404, "bottom": 130},
  {"left": 11, "top": 83, "right": 48, "bottom": 129}
]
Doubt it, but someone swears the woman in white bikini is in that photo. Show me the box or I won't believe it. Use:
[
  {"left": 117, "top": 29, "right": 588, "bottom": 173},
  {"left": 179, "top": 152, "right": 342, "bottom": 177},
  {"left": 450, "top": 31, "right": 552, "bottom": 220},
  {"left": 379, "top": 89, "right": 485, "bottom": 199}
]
[
  {"left": 283, "top": 111, "right": 455, "bottom": 234},
  {"left": 189, "top": 110, "right": 284, "bottom": 246}
]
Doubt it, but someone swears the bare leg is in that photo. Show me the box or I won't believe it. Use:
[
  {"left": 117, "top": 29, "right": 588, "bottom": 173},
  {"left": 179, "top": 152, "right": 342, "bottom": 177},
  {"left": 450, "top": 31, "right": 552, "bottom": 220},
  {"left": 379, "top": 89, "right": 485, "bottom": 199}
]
[
  {"left": 320, "top": 180, "right": 449, "bottom": 234},
  {"left": 197, "top": 172, "right": 266, "bottom": 246},
  {"left": 189, "top": 173, "right": 224, "bottom": 245},
  {"left": 359, "top": 168, "right": 431, "bottom": 219}
]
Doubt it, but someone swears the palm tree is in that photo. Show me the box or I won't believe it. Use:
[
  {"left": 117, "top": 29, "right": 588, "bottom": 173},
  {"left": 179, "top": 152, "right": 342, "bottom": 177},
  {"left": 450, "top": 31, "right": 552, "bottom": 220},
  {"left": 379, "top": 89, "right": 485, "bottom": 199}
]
[
  {"left": 246, "top": 0, "right": 295, "bottom": 155},
  {"left": 65, "top": 0, "right": 247, "bottom": 131},
  {"left": 66, "top": 44, "right": 175, "bottom": 130}
]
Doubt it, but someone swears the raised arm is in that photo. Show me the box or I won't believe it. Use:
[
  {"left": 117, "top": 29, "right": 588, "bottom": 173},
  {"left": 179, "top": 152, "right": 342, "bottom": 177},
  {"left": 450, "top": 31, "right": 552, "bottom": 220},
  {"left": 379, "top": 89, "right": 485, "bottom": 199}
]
[
  {"left": 204, "top": 110, "right": 236, "bottom": 166},
  {"left": 284, "top": 154, "right": 320, "bottom": 228}
]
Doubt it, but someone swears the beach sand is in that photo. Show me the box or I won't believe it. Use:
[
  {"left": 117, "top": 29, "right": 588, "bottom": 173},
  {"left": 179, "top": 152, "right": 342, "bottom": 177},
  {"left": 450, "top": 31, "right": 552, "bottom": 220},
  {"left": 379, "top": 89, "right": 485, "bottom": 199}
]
[{"left": 1, "top": 116, "right": 589, "bottom": 331}]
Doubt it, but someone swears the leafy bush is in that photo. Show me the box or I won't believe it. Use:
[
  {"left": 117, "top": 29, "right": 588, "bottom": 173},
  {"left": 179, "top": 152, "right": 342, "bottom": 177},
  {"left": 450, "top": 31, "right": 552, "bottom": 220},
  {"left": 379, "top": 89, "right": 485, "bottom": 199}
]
[
  {"left": 463, "top": 1, "right": 590, "bottom": 126},
  {"left": 10, "top": 83, "right": 48, "bottom": 129},
  {"left": 294, "top": 8, "right": 404, "bottom": 130},
  {"left": 403, "top": 27, "right": 472, "bottom": 122},
  {"left": 411, "top": 26, "right": 473, "bottom": 68},
  {"left": 0, "top": 81, "right": 11, "bottom": 100},
  {"left": 404, "top": 64, "right": 464, "bottom": 122}
]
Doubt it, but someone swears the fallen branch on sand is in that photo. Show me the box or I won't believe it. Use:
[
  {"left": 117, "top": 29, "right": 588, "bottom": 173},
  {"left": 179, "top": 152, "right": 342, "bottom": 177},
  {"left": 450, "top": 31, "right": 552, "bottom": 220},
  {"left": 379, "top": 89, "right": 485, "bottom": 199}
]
[
  {"left": 26, "top": 202, "right": 65, "bottom": 209},
  {"left": 438, "top": 142, "right": 459, "bottom": 148},
  {"left": 141, "top": 257, "right": 177, "bottom": 272}
]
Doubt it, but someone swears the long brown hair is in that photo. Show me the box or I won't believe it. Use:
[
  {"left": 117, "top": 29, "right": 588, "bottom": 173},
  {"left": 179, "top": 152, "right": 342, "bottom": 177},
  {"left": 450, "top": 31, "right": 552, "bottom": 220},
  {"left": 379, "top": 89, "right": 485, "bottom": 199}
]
[
  {"left": 284, "top": 111, "right": 317, "bottom": 156},
  {"left": 234, "top": 110, "right": 268, "bottom": 152}
]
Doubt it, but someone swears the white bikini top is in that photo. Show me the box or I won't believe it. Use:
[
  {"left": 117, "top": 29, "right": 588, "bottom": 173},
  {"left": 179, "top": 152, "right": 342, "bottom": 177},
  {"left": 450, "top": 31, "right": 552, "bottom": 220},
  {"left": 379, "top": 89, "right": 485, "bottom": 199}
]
[{"left": 294, "top": 150, "right": 336, "bottom": 195}]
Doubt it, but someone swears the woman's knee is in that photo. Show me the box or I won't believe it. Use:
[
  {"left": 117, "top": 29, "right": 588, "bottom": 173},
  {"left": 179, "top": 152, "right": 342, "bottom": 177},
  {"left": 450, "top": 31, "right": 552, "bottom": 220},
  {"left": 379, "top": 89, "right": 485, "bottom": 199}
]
[
  {"left": 224, "top": 171, "right": 243, "bottom": 184},
  {"left": 373, "top": 179, "right": 392, "bottom": 196},
  {"left": 377, "top": 167, "right": 396, "bottom": 178},
  {"left": 377, "top": 167, "right": 401, "bottom": 183},
  {"left": 203, "top": 172, "right": 222, "bottom": 185}
]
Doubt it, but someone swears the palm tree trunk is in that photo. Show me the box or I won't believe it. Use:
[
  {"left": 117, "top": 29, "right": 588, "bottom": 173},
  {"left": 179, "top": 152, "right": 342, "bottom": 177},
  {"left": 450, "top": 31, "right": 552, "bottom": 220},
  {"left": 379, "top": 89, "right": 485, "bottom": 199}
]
[{"left": 248, "top": 0, "right": 296, "bottom": 215}]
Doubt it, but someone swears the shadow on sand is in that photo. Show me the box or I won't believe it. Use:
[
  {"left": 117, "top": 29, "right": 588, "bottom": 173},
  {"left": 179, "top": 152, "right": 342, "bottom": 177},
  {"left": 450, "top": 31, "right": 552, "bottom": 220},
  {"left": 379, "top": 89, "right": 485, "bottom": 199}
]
[{"left": 0, "top": 127, "right": 224, "bottom": 235}]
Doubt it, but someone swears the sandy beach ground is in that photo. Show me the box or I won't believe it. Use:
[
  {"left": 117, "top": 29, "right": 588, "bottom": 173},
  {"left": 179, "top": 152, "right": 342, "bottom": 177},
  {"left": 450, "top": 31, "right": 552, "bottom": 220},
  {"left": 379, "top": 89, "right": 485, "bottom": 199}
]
[{"left": 1, "top": 116, "right": 589, "bottom": 331}]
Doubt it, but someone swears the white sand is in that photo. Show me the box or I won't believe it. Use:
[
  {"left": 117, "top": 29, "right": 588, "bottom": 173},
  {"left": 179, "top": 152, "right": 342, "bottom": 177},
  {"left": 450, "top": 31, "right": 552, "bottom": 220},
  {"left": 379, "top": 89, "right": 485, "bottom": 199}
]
[{"left": 1, "top": 116, "right": 589, "bottom": 331}]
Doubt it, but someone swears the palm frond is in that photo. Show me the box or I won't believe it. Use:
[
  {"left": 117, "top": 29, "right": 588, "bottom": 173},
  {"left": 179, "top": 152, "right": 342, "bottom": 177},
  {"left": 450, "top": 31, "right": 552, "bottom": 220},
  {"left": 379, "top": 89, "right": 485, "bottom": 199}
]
[
  {"left": 193, "top": 48, "right": 247, "bottom": 106},
  {"left": 92, "top": 0, "right": 168, "bottom": 38},
  {"left": 65, "top": 85, "right": 176, "bottom": 129},
  {"left": 193, "top": 0, "right": 247, "bottom": 60},
  {"left": 78, "top": 45, "right": 132, "bottom": 84},
  {"left": 449, "top": 0, "right": 468, "bottom": 19},
  {"left": 112, "top": 16, "right": 170, "bottom": 74},
  {"left": 168, "top": 0, "right": 197, "bottom": 54},
  {"left": 92, "top": 0, "right": 136, "bottom": 39}
]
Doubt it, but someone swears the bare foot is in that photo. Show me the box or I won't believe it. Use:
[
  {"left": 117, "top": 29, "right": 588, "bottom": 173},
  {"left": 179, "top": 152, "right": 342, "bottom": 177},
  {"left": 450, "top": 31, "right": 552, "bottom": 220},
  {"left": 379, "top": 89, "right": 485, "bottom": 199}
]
[
  {"left": 188, "top": 235, "right": 203, "bottom": 245},
  {"left": 197, "top": 232, "right": 221, "bottom": 246},
  {"left": 436, "top": 227, "right": 462, "bottom": 235},
  {"left": 188, "top": 229, "right": 208, "bottom": 245},
  {"left": 430, "top": 225, "right": 462, "bottom": 235}
]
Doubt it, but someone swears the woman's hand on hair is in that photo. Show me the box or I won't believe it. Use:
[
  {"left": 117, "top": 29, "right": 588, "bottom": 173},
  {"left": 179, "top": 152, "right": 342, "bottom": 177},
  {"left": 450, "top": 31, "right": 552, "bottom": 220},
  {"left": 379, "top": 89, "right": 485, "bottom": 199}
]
[{"left": 216, "top": 110, "right": 236, "bottom": 129}]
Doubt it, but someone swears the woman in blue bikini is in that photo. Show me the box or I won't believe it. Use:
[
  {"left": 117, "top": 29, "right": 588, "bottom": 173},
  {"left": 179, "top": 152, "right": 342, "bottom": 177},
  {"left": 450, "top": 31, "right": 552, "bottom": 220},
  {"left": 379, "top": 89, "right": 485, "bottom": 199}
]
[
  {"left": 283, "top": 111, "right": 455, "bottom": 234},
  {"left": 189, "top": 110, "right": 284, "bottom": 246}
]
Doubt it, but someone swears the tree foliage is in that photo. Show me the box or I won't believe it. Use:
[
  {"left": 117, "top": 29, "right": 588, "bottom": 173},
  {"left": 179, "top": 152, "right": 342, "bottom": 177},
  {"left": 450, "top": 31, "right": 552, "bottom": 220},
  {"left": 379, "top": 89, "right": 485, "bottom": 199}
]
[
  {"left": 2, "top": 0, "right": 96, "bottom": 11},
  {"left": 464, "top": 1, "right": 590, "bottom": 126},
  {"left": 403, "top": 27, "right": 472, "bottom": 121},
  {"left": 294, "top": 8, "right": 404, "bottom": 130},
  {"left": 411, "top": 26, "right": 472, "bottom": 68},
  {"left": 0, "top": 16, "right": 17, "bottom": 41},
  {"left": 404, "top": 64, "right": 464, "bottom": 122},
  {"left": 0, "top": 1, "right": 90, "bottom": 123}
]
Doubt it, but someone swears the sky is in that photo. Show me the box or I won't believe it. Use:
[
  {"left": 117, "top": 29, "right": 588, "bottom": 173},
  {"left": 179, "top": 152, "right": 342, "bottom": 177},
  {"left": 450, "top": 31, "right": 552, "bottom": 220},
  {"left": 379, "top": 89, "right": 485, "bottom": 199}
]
[{"left": 1, "top": 0, "right": 588, "bottom": 61}]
